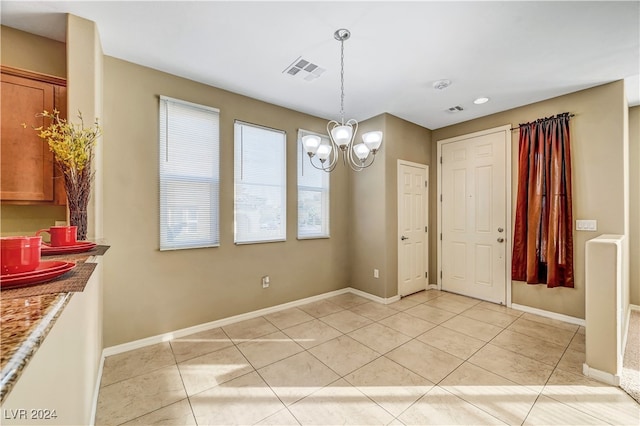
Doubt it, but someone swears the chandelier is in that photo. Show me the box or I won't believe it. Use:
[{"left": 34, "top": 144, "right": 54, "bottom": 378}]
[{"left": 301, "top": 29, "right": 383, "bottom": 172}]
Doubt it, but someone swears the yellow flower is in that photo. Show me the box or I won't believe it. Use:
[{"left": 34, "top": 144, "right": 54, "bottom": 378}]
[{"left": 29, "top": 110, "right": 102, "bottom": 174}]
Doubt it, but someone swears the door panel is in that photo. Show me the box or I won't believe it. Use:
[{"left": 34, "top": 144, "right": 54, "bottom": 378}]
[
  {"left": 441, "top": 131, "right": 506, "bottom": 304},
  {"left": 398, "top": 162, "right": 428, "bottom": 297}
]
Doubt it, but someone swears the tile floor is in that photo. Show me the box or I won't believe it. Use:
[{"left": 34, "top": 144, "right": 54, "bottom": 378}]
[{"left": 95, "top": 290, "right": 640, "bottom": 425}]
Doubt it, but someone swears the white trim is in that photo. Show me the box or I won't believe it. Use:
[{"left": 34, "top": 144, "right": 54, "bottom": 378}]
[
  {"left": 89, "top": 355, "right": 105, "bottom": 426},
  {"left": 159, "top": 95, "right": 220, "bottom": 113},
  {"left": 349, "top": 287, "right": 401, "bottom": 305},
  {"left": 428, "top": 284, "right": 439, "bottom": 290},
  {"left": 511, "top": 303, "right": 586, "bottom": 327},
  {"left": 622, "top": 304, "right": 639, "bottom": 359},
  {"left": 436, "top": 124, "right": 512, "bottom": 306},
  {"left": 583, "top": 363, "right": 620, "bottom": 386},
  {"left": 103, "top": 288, "right": 350, "bottom": 357}
]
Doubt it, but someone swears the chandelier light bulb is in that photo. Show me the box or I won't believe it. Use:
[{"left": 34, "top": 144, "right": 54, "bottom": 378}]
[
  {"left": 316, "top": 143, "right": 332, "bottom": 161},
  {"left": 362, "top": 131, "right": 383, "bottom": 153},
  {"left": 331, "top": 125, "right": 353, "bottom": 149},
  {"left": 302, "top": 134, "right": 321, "bottom": 156},
  {"left": 353, "top": 143, "right": 371, "bottom": 161}
]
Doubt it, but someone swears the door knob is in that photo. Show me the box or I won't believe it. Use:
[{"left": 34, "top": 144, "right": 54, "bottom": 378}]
[
  {"left": 498, "top": 227, "right": 504, "bottom": 233},
  {"left": 497, "top": 237, "right": 505, "bottom": 243},
  {"left": 401, "top": 236, "right": 409, "bottom": 241}
]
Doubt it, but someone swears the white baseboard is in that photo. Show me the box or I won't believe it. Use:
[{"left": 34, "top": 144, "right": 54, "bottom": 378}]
[
  {"left": 428, "top": 283, "right": 439, "bottom": 290},
  {"left": 630, "top": 304, "right": 640, "bottom": 312},
  {"left": 511, "top": 303, "right": 586, "bottom": 327},
  {"left": 103, "top": 287, "right": 352, "bottom": 357},
  {"left": 349, "top": 287, "right": 400, "bottom": 305},
  {"left": 89, "top": 355, "right": 105, "bottom": 426},
  {"left": 583, "top": 363, "right": 620, "bottom": 386}
]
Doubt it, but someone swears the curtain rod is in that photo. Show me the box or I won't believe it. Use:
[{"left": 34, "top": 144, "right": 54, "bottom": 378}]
[{"left": 510, "top": 113, "right": 575, "bottom": 131}]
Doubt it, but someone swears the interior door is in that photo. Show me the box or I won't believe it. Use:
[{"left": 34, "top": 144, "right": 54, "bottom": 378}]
[
  {"left": 398, "top": 161, "right": 428, "bottom": 297},
  {"left": 440, "top": 130, "right": 507, "bottom": 304}
]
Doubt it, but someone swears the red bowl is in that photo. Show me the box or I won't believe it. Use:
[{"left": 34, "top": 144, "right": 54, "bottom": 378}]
[{"left": 1, "top": 236, "right": 42, "bottom": 275}]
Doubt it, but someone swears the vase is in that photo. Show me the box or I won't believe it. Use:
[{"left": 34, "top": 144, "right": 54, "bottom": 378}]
[{"left": 70, "top": 209, "right": 88, "bottom": 241}]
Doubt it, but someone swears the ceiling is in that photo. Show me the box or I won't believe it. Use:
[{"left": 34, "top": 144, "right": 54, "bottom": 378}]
[{"left": 2, "top": 1, "right": 639, "bottom": 130}]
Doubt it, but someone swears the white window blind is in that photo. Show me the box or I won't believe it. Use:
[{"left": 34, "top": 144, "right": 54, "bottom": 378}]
[
  {"left": 159, "top": 96, "right": 220, "bottom": 250},
  {"left": 234, "top": 121, "right": 286, "bottom": 244},
  {"left": 297, "top": 129, "right": 330, "bottom": 239}
]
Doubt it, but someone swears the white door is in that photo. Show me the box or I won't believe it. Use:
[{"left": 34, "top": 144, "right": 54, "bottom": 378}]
[
  {"left": 398, "top": 161, "right": 428, "bottom": 297},
  {"left": 439, "top": 129, "right": 508, "bottom": 304}
]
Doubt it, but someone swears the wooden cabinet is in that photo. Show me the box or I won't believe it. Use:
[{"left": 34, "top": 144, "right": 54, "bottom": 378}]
[{"left": 1, "top": 66, "right": 67, "bottom": 205}]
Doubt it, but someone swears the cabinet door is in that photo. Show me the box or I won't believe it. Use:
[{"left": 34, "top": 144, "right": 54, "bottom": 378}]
[{"left": 1, "top": 73, "right": 55, "bottom": 201}]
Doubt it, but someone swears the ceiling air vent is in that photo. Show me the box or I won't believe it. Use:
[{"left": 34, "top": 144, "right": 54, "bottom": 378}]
[
  {"left": 448, "top": 105, "right": 464, "bottom": 112},
  {"left": 283, "top": 57, "right": 326, "bottom": 81}
]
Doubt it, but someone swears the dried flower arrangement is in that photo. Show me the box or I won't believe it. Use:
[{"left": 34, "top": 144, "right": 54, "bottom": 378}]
[{"left": 25, "top": 109, "right": 102, "bottom": 240}]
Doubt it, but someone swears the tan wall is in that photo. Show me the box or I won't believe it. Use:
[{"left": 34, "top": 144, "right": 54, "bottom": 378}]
[
  {"left": 102, "top": 57, "right": 351, "bottom": 346},
  {"left": 0, "top": 26, "right": 67, "bottom": 234},
  {"left": 0, "top": 26, "right": 66, "bottom": 77},
  {"left": 67, "top": 14, "right": 104, "bottom": 241},
  {"left": 350, "top": 115, "right": 387, "bottom": 297},
  {"left": 384, "top": 115, "right": 431, "bottom": 297},
  {"left": 432, "top": 81, "right": 627, "bottom": 319},
  {"left": 350, "top": 114, "right": 431, "bottom": 298},
  {"left": 629, "top": 105, "right": 640, "bottom": 305}
]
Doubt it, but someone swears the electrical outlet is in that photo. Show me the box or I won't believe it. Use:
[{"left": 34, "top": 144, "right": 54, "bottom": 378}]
[
  {"left": 262, "top": 275, "right": 270, "bottom": 288},
  {"left": 373, "top": 269, "right": 379, "bottom": 278},
  {"left": 576, "top": 219, "right": 597, "bottom": 231}
]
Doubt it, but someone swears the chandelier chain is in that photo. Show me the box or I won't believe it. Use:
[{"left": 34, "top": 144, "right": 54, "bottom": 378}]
[{"left": 340, "top": 36, "right": 345, "bottom": 124}]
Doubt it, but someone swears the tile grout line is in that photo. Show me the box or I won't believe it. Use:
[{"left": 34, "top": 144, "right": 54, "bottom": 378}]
[{"left": 97, "top": 291, "right": 598, "bottom": 425}]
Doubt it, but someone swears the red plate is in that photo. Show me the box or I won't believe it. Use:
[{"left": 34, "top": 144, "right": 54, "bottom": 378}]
[
  {"left": 41, "top": 241, "right": 97, "bottom": 255},
  {"left": 0, "top": 262, "right": 75, "bottom": 288},
  {"left": 1, "top": 261, "right": 72, "bottom": 278}
]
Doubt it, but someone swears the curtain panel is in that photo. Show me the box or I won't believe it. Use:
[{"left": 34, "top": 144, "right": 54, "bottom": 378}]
[{"left": 512, "top": 113, "right": 574, "bottom": 288}]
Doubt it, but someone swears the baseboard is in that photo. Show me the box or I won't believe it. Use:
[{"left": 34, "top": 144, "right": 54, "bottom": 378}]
[
  {"left": 428, "top": 283, "right": 439, "bottom": 290},
  {"left": 348, "top": 287, "right": 400, "bottom": 305},
  {"left": 630, "top": 304, "right": 640, "bottom": 312},
  {"left": 511, "top": 303, "right": 586, "bottom": 327},
  {"left": 103, "top": 287, "right": 351, "bottom": 357},
  {"left": 89, "top": 354, "right": 105, "bottom": 426},
  {"left": 583, "top": 363, "right": 620, "bottom": 386}
]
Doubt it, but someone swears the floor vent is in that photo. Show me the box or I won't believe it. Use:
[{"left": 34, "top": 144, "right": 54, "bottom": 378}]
[{"left": 283, "top": 57, "right": 325, "bottom": 81}]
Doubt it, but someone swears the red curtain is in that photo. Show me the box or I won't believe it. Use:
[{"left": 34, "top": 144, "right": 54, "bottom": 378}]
[{"left": 512, "top": 113, "right": 574, "bottom": 288}]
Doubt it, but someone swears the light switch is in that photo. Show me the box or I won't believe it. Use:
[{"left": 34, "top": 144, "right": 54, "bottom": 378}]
[{"left": 576, "top": 219, "right": 597, "bottom": 231}]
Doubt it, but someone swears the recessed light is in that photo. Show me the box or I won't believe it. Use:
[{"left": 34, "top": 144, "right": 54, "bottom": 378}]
[{"left": 474, "top": 97, "right": 489, "bottom": 104}]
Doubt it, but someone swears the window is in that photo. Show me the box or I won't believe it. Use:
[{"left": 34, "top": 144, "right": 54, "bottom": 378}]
[
  {"left": 234, "top": 121, "right": 286, "bottom": 244},
  {"left": 159, "top": 96, "right": 219, "bottom": 250},
  {"left": 297, "top": 130, "right": 330, "bottom": 239}
]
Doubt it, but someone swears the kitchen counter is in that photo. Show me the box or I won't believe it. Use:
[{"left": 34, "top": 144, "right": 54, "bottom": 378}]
[{"left": 0, "top": 249, "right": 107, "bottom": 403}]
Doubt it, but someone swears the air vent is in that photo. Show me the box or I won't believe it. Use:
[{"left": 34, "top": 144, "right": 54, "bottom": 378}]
[
  {"left": 283, "top": 57, "right": 326, "bottom": 81},
  {"left": 448, "top": 105, "right": 464, "bottom": 112}
]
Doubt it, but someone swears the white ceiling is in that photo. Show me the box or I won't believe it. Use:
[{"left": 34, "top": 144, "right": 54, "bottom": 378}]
[{"left": 2, "top": 1, "right": 639, "bottom": 130}]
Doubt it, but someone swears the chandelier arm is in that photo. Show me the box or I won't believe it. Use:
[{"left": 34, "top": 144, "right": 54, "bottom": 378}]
[{"left": 347, "top": 152, "right": 377, "bottom": 172}]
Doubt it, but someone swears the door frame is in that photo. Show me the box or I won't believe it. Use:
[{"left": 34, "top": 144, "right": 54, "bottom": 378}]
[
  {"left": 436, "top": 125, "right": 512, "bottom": 306},
  {"left": 397, "top": 159, "right": 429, "bottom": 297}
]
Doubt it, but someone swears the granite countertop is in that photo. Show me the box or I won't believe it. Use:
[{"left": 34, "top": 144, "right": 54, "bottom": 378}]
[{"left": 0, "top": 248, "right": 107, "bottom": 403}]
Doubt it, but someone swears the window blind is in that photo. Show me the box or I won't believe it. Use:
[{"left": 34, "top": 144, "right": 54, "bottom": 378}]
[
  {"left": 234, "top": 121, "right": 287, "bottom": 244},
  {"left": 297, "top": 129, "right": 330, "bottom": 239},
  {"left": 159, "top": 96, "right": 220, "bottom": 250}
]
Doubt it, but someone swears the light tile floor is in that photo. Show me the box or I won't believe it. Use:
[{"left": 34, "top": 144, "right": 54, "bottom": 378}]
[{"left": 95, "top": 290, "right": 640, "bottom": 425}]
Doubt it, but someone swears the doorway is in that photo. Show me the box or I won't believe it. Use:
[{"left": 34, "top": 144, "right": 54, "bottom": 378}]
[
  {"left": 437, "top": 125, "right": 511, "bottom": 305},
  {"left": 397, "top": 160, "right": 429, "bottom": 297}
]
